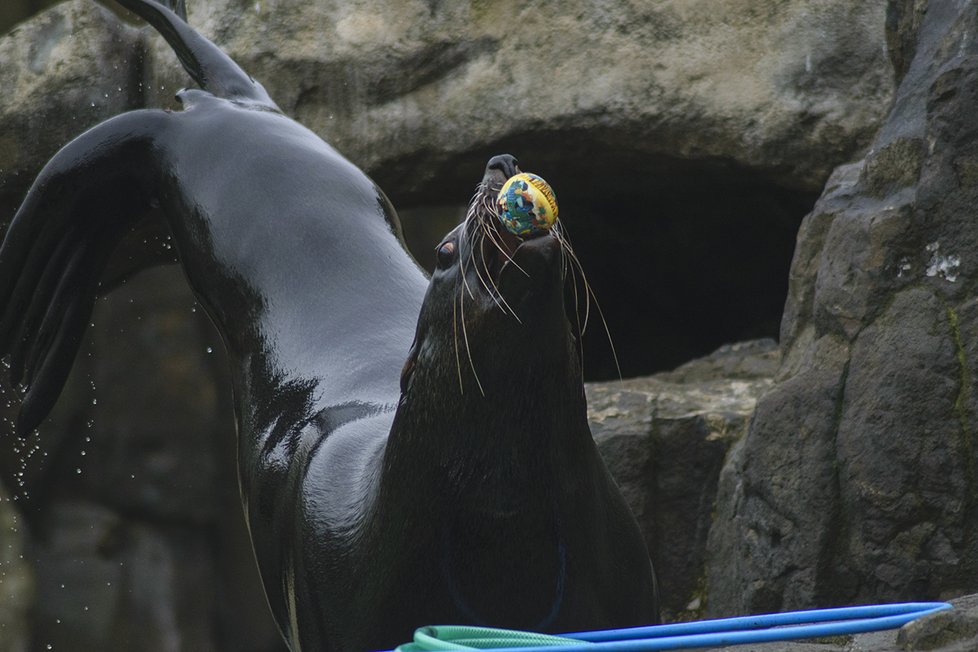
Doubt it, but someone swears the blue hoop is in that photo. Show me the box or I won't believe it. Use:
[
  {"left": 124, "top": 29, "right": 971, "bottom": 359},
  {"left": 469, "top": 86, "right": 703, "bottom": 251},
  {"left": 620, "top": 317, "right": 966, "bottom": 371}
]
[{"left": 391, "top": 602, "right": 952, "bottom": 651}]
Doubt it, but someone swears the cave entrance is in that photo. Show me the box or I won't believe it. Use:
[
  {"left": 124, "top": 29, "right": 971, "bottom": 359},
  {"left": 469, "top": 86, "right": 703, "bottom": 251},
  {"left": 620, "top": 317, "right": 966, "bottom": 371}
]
[{"left": 390, "top": 142, "right": 817, "bottom": 381}]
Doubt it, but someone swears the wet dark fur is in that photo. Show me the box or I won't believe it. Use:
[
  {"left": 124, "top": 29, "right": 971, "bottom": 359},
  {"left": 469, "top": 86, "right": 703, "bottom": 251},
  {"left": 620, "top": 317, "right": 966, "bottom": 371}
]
[{"left": 0, "top": 1, "right": 659, "bottom": 649}]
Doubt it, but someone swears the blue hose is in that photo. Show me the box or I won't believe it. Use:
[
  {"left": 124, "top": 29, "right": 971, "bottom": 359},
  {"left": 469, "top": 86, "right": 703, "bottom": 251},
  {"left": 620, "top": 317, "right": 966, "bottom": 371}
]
[{"left": 390, "top": 602, "right": 952, "bottom": 651}]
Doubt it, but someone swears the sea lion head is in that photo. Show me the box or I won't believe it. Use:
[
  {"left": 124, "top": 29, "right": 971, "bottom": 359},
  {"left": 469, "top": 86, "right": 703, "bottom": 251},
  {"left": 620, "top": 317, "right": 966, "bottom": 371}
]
[{"left": 396, "top": 154, "right": 590, "bottom": 468}]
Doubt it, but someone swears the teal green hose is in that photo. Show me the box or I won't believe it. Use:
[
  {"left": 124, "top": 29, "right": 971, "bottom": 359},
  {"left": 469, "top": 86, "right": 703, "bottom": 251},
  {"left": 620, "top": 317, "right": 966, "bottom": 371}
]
[{"left": 395, "top": 626, "right": 585, "bottom": 650}]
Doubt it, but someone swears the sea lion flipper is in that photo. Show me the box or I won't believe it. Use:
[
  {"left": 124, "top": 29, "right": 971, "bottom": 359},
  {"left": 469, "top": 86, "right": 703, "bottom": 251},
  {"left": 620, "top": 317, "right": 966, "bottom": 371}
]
[
  {"left": 6, "top": 235, "right": 77, "bottom": 385},
  {"left": 113, "top": 0, "right": 278, "bottom": 110},
  {"left": 0, "top": 110, "right": 168, "bottom": 433},
  {"left": 16, "top": 247, "right": 107, "bottom": 434}
]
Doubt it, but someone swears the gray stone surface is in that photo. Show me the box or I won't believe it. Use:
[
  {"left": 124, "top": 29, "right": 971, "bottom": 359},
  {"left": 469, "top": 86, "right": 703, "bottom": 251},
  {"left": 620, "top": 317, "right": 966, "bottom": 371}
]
[
  {"left": 30, "top": 500, "right": 217, "bottom": 652},
  {"left": 589, "top": 340, "right": 779, "bottom": 621},
  {"left": 708, "top": 0, "right": 978, "bottom": 617},
  {"left": 897, "top": 594, "right": 978, "bottom": 652},
  {"left": 145, "top": 0, "right": 893, "bottom": 198},
  {"left": 1, "top": 0, "right": 894, "bottom": 214},
  {"left": 0, "top": 487, "right": 32, "bottom": 652},
  {"left": 691, "top": 595, "right": 978, "bottom": 652},
  {"left": 8, "top": 267, "right": 285, "bottom": 652},
  {"left": 0, "top": 0, "right": 143, "bottom": 221}
]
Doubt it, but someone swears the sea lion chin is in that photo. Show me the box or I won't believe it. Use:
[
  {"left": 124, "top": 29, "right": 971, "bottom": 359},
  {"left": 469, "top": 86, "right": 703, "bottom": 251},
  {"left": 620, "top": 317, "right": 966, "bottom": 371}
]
[{"left": 401, "top": 155, "right": 573, "bottom": 399}]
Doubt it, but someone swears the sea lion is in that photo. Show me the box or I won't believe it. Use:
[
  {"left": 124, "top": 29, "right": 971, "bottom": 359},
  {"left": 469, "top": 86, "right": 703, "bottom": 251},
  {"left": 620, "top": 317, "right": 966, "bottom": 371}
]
[{"left": 0, "top": 1, "right": 659, "bottom": 650}]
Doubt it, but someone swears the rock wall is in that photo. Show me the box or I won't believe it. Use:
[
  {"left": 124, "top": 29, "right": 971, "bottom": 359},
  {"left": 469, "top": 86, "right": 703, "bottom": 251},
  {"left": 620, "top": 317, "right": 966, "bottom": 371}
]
[
  {"left": 589, "top": 340, "right": 778, "bottom": 621},
  {"left": 0, "top": 486, "right": 32, "bottom": 652},
  {"left": 707, "top": 0, "right": 978, "bottom": 615},
  {"left": 143, "top": 0, "right": 892, "bottom": 196},
  {"left": 9, "top": 266, "right": 285, "bottom": 652},
  {"left": 0, "top": 1, "right": 143, "bottom": 219}
]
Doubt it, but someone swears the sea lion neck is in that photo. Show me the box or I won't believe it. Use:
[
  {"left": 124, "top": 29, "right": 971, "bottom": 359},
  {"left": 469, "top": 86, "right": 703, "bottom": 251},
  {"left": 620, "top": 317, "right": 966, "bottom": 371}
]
[{"left": 384, "top": 328, "right": 593, "bottom": 510}]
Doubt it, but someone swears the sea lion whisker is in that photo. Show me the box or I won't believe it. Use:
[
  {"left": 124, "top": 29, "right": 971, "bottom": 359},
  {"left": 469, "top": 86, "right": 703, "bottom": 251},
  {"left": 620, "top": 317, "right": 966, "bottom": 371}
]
[
  {"left": 457, "top": 200, "right": 522, "bottom": 321},
  {"left": 553, "top": 229, "right": 592, "bottom": 334},
  {"left": 556, "top": 231, "right": 583, "bottom": 335},
  {"left": 471, "top": 253, "right": 496, "bottom": 299},
  {"left": 589, "top": 287, "right": 622, "bottom": 381},
  {"left": 564, "top": 241, "right": 582, "bottom": 326},
  {"left": 460, "top": 205, "right": 524, "bottom": 319},
  {"left": 471, "top": 232, "right": 512, "bottom": 316},
  {"left": 458, "top": 284, "right": 486, "bottom": 396},
  {"left": 459, "top": 190, "right": 485, "bottom": 242},
  {"left": 457, "top": 218, "right": 482, "bottom": 302},
  {"left": 452, "top": 285, "right": 465, "bottom": 394},
  {"left": 563, "top": 246, "right": 587, "bottom": 370},
  {"left": 557, "top": 228, "right": 570, "bottom": 283},
  {"left": 472, "top": 232, "right": 494, "bottom": 289},
  {"left": 556, "top": 228, "right": 621, "bottom": 380},
  {"left": 459, "top": 263, "right": 477, "bottom": 300},
  {"left": 480, "top": 218, "right": 530, "bottom": 279},
  {"left": 480, "top": 195, "right": 496, "bottom": 215},
  {"left": 473, "top": 224, "right": 524, "bottom": 323},
  {"left": 550, "top": 223, "right": 616, "bottom": 377},
  {"left": 457, "top": 240, "right": 482, "bottom": 303},
  {"left": 464, "top": 226, "right": 491, "bottom": 291}
]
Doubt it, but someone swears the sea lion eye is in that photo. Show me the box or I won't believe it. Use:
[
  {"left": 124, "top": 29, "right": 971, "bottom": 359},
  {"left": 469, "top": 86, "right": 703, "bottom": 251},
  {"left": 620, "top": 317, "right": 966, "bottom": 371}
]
[{"left": 435, "top": 241, "right": 456, "bottom": 269}]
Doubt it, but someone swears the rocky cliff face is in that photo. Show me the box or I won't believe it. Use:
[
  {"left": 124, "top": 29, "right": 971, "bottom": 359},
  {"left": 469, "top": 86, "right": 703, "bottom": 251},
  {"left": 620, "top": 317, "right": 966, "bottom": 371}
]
[
  {"left": 707, "top": 0, "right": 978, "bottom": 615},
  {"left": 143, "top": 0, "right": 891, "bottom": 194}
]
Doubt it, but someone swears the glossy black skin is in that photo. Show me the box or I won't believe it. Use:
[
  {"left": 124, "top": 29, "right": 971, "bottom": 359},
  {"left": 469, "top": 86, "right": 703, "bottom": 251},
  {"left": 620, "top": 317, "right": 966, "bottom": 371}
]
[{"left": 0, "top": 1, "right": 658, "bottom": 650}]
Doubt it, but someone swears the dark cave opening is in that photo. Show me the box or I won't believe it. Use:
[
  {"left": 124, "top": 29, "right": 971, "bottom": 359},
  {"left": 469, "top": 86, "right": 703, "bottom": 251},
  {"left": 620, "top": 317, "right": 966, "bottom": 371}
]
[{"left": 387, "top": 141, "right": 818, "bottom": 381}]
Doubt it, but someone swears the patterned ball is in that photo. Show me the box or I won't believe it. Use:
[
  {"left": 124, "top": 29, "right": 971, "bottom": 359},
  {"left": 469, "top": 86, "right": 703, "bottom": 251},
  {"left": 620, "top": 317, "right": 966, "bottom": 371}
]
[{"left": 496, "top": 173, "right": 558, "bottom": 237}]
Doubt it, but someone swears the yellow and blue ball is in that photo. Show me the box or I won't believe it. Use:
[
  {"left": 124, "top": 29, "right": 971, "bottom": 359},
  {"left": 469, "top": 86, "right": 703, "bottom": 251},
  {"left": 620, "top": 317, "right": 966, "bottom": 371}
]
[{"left": 496, "top": 173, "right": 558, "bottom": 237}]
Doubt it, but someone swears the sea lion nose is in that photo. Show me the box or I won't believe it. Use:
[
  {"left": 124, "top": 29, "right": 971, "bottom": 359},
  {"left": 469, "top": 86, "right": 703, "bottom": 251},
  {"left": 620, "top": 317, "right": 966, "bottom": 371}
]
[{"left": 485, "top": 154, "right": 520, "bottom": 179}]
